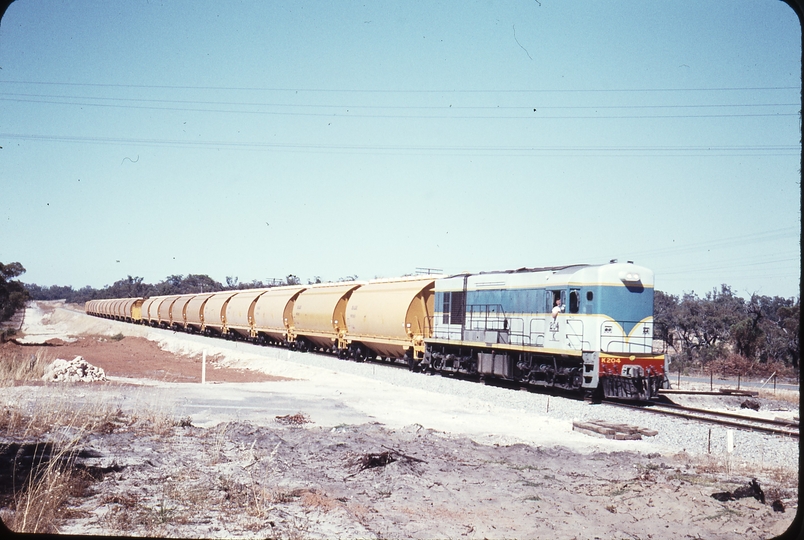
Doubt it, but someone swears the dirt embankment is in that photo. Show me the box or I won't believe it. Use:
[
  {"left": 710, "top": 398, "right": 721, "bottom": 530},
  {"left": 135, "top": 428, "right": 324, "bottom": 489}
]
[{"left": 11, "top": 334, "right": 287, "bottom": 384}]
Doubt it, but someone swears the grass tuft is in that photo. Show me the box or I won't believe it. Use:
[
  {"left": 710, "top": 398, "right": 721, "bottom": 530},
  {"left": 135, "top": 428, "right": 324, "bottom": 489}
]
[
  {"left": 0, "top": 347, "right": 53, "bottom": 386},
  {"left": 0, "top": 383, "right": 189, "bottom": 533}
]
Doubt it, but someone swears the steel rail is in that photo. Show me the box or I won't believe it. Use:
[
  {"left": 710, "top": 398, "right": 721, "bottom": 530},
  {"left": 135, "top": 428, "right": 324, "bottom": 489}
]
[
  {"left": 606, "top": 401, "right": 799, "bottom": 438},
  {"left": 654, "top": 402, "right": 799, "bottom": 428}
]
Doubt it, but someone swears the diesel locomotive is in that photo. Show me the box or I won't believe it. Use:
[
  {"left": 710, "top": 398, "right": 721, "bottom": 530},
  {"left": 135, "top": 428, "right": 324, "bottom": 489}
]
[{"left": 86, "top": 260, "right": 668, "bottom": 401}]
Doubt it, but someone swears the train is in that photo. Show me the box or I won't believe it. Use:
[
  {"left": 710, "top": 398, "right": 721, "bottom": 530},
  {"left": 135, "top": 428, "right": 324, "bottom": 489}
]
[{"left": 85, "top": 260, "right": 668, "bottom": 401}]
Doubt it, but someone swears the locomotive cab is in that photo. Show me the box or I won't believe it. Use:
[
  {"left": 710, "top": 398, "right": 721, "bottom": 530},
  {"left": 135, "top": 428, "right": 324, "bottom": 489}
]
[{"left": 576, "top": 261, "right": 668, "bottom": 400}]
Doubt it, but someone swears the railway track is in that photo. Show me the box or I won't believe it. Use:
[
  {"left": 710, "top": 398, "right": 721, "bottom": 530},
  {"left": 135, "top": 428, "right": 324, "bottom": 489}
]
[{"left": 606, "top": 400, "right": 799, "bottom": 438}]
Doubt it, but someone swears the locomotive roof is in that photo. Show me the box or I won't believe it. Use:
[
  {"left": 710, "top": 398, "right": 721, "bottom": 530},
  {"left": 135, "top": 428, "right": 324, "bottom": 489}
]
[{"left": 447, "top": 264, "right": 590, "bottom": 278}]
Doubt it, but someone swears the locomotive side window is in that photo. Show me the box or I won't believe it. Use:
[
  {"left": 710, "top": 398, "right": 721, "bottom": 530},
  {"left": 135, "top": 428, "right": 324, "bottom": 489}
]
[
  {"left": 569, "top": 289, "right": 580, "bottom": 314},
  {"left": 547, "top": 290, "right": 564, "bottom": 313},
  {"left": 586, "top": 291, "right": 593, "bottom": 301}
]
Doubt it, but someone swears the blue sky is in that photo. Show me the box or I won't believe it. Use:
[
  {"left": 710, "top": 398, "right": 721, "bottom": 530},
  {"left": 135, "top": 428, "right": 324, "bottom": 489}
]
[{"left": 0, "top": 1, "right": 800, "bottom": 299}]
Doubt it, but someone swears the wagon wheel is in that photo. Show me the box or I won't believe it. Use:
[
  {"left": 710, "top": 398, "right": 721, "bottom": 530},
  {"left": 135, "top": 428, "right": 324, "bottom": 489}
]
[
  {"left": 353, "top": 346, "right": 367, "bottom": 362},
  {"left": 404, "top": 351, "right": 417, "bottom": 371}
]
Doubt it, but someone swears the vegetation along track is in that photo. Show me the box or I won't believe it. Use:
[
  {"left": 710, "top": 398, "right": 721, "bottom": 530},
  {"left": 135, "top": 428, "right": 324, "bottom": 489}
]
[{"left": 606, "top": 400, "right": 799, "bottom": 438}]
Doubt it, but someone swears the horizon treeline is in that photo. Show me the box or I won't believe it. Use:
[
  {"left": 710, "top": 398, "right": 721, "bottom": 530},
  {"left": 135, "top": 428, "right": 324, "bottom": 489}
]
[{"left": 23, "top": 273, "right": 313, "bottom": 304}]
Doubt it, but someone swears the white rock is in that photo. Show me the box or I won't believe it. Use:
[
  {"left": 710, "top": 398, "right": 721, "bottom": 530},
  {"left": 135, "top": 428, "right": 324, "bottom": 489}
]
[{"left": 43, "top": 356, "right": 107, "bottom": 383}]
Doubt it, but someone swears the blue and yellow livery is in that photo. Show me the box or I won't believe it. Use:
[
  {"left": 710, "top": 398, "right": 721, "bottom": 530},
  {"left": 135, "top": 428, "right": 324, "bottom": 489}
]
[{"left": 425, "top": 261, "right": 667, "bottom": 400}]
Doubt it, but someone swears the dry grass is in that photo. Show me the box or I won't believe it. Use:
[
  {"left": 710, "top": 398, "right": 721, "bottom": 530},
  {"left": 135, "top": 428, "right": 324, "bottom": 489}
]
[
  {"left": 0, "top": 385, "right": 189, "bottom": 534},
  {"left": 757, "top": 387, "right": 799, "bottom": 406},
  {"left": 6, "top": 444, "right": 81, "bottom": 533},
  {"left": 676, "top": 451, "right": 799, "bottom": 490},
  {"left": 0, "top": 392, "right": 128, "bottom": 533},
  {"left": 0, "top": 346, "right": 53, "bottom": 386},
  {"left": 1, "top": 393, "right": 125, "bottom": 440}
]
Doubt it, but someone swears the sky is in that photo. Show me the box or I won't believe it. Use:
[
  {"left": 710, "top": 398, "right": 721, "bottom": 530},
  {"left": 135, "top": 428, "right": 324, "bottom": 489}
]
[{"left": 0, "top": 1, "right": 800, "bottom": 299}]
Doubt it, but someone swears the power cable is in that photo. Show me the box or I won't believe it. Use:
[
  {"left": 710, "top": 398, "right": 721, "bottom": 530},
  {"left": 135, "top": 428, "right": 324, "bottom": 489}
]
[
  {"left": 0, "top": 80, "right": 798, "bottom": 93},
  {"left": 0, "top": 91, "right": 796, "bottom": 111},
  {"left": 0, "top": 132, "right": 797, "bottom": 156},
  {"left": 0, "top": 95, "right": 797, "bottom": 120}
]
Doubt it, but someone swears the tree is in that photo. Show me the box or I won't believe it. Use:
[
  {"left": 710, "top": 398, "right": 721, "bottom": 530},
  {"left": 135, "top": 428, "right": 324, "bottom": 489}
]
[
  {"left": 730, "top": 294, "right": 765, "bottom": 360},
  {"left": 673, "top": 285, "right": 744, "bottom": 365},
  {"left": 285, "top": 274, "right": 301, "bottom": 286},
  {"left": 108, "top": 275, "right": 152, "bottom": 298},
  {"left": 776, "top": 302, "right": 800, "bottom": 368},
  {"left": 653, "top": 290, "right": 679, "bottom": 351},
  {"left": 0, "top": 261, "right": 30, "bottom": 322}
]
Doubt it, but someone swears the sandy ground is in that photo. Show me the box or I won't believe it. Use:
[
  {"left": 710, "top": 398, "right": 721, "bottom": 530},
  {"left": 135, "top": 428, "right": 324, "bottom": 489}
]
[{"left": 0, "top": 302, "right": 800, "bottom": 539}]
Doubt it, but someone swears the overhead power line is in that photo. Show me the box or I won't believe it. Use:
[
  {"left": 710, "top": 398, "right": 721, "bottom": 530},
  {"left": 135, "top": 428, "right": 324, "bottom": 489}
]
[
  {"left": 0, "top": 87, "right": 798, "bottom": 120},
  {"left": 0, "top": 96, "right": 797, "bottom": 120},
  {"left": 0, "top": 132, "right": 798, "bottom": 156},
  {"left": 0, "top": 91, "right": 797, "bottom": 111},
  {"left": 621, "top": 227, "right": 800, "bottom": 260},
  {"left": 0, "top": 80, "right": 798, "bottom": 94}
]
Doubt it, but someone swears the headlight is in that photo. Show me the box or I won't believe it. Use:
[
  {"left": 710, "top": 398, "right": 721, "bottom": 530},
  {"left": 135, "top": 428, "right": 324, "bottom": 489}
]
[{"left": 619, "top": 271, "right": 641, "bottom": 283}]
